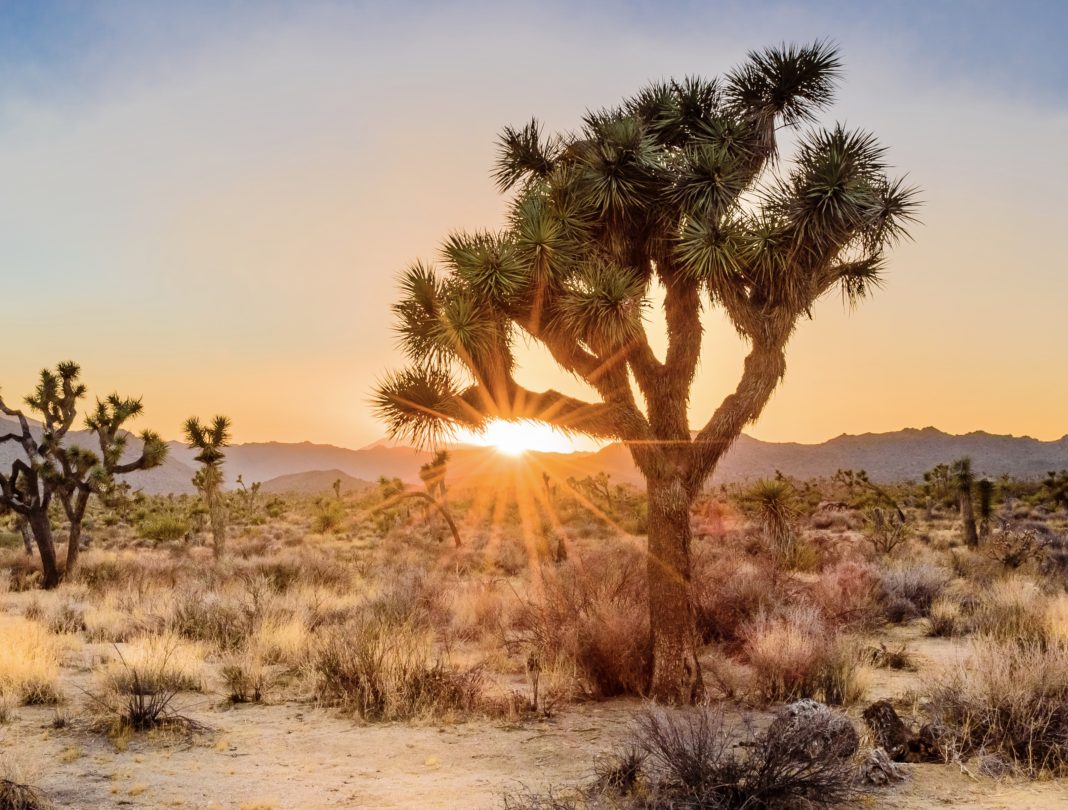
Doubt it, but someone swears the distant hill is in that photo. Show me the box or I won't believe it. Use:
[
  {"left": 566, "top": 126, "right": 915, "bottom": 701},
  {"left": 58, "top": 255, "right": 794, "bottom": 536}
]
[
  {"left": 5, "top": 416, "right": 1068, "bottom": 494},
  {"left": 259, "top": 469, "right": 374, "bottom": 495}
]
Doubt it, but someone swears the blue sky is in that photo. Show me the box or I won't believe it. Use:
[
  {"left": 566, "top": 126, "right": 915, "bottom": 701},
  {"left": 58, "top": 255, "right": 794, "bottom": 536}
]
[{"left": 0, "top": 1, "right": 1066, "bottom": 445}]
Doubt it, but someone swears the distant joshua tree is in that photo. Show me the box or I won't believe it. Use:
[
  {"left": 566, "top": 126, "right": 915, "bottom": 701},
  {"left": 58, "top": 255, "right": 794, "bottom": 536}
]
[
  {"left": 952, "top": 457, "right": 978, "bottom": 547},
  {"left": 419, "top": 450, "right": 449, "bottom": 500},
  {"left": 742, "top": 479, "right": 799, "bottom": 563},
  {"left": 64, "top": 394, "right": 167, "bottom": 572},
  {"left": 976, "top": 477, "right": 994, "bottom": 539},
  {"left": 184, "top": 415, "right": 232, "bottom": 559},
  {"left": 0, "top": 363, "right": 166, "bottom": 586},
  {"left": 374, "top": 43, "right": 918, "bottom": 702}
]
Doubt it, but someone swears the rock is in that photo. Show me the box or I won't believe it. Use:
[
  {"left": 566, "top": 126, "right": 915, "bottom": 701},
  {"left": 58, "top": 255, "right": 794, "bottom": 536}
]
[
  {"left": 767, "top": 699, "right": 859, "bottom": 761},
  {"left": 857, "top": 747, "right": 909, "bottom": 786},
  {"left": 861, "top": 700, "right": 944, "bottom": 763}
]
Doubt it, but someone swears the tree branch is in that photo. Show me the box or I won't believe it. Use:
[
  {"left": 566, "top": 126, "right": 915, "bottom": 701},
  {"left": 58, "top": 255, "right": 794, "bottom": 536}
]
[{"left": 685, "top": 336, "right": 788, "bottom": 496}]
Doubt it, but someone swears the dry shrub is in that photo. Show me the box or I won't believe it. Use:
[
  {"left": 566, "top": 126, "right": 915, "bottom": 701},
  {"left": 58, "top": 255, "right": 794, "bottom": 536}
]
[
  {"left": 0, "top": 755, "right": 50, "bottom": 810},
  {"left": 967, "top": 576, "right": 1050, "bottom": 646},
  {"left": 926, "top": 596, "right": 962, "bottom": 637},
  {"left": 364, "top": 568, "right": 447, "bottom": 630},
  {"left": 505, "top": 703, "right": 864, "bottom": 809},
  {"left": 0, "top": 552, "right": 42, "bottom": 592},
  {"left": 811, "top": 559, "right": 880, "bottom": 629},
  {"left": 449, "top": 580, "right": 504, "bottom": 643},
  {"left": 691, "top": 552, "right": 778, "bottom": 645},
  {"left": 90, "top": 639, "right": 205, "bottom": 733},
  {"left": 634, "top": 704, "right": 861, "bottom": 808},
  {"left": 741, "top": 608, "right": 866, "bottom": 706},
  {"left": 0, "top": 618, "right": 62, "bottom": 705},
  {"left": 511, "top": 549, "right": 649, "bottom": 699},
  {"left": 926, "top": 640, "right": 1068, "bottom": 774},
  {"left": 876, "top": 562, "right": 949, "bottom": 622},
  {"left": 169, "top": 587, "right": 254, "bottom": 649},
  {"left": 84, "top": 602, "right": 143, "bottom": 644},
  {"left": 252, "top": 614, "right": 309, "bottom": 667},
  {"left": 314, "top": 617, "right": 484, "bottom": 721},
  {"left": 221, "top": 651, "right": 268, "bottom": 704},
  {"left": 46, "top": 600, "right": 85, "bottom": 635},
  {"left": 107, "top": 633, "right": 205, "bottom": 692}
]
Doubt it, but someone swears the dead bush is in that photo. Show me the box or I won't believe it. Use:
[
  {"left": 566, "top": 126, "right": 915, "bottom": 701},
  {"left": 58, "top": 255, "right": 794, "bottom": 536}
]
[
  {"left": 314, "top": 617, "right": 484, "bottom": 721},
  {"left": 510, "top": 549, "right": 649, "bottom": 698},
  {"left": 876, "top": 563, "right": 949, "bottom": 623},
  {"left": 966, "top": 576, "right": 1051, "bottom": 646},
  {"left": 0, "top": 779, "right": 51, "bottom": 810},
  {"left": 691, "top": 552, "right": 779, "bottom": 645},
  {"left": 89, "top": 644, "right": 204, "bottom": 734},
  {"left": 742, "top": 608, "right": 867, "bottom": 706},
  {"left": 634, "top": 703, "right": 863, "bottom": 808},
  {"left": 925, "top": 640, "right": 1068, "bottom": 775}
]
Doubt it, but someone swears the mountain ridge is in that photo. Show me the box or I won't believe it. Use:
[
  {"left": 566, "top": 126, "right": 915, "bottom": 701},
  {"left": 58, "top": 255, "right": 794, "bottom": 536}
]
[{"left": 4, "top": 417, "right": 1067, "bottom": 494}]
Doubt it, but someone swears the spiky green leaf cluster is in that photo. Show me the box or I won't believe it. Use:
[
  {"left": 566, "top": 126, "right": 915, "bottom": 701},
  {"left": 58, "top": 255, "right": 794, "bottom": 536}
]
[{"left": 374, "top": 42, "right": 919, "bottom": 446}]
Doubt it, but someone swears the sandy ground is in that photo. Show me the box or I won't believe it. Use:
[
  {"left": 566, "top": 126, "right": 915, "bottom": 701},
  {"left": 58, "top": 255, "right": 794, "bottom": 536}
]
[
  {"left": 3, "top": 614, "right": 1068, "bottom": 808},
  {"left": 8, "top": 694, "right": 1068, "bottom": 809}
]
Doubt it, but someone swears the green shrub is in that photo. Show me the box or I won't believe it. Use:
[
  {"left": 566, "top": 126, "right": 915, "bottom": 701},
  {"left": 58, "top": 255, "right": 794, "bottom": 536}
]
[{"left": 137, "top": 513, "right": 191, "bottom": 543}]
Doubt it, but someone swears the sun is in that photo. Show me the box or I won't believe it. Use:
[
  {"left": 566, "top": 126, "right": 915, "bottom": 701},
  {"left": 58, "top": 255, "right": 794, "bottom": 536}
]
[{"left": 455, "top": 419, "right": 595, "bottom": 456}]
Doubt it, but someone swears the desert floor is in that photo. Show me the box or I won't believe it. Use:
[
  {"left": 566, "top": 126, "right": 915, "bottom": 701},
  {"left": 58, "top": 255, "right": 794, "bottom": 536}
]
[{"left": 4, "top": 616, "right": 1068, "bottom": 810}]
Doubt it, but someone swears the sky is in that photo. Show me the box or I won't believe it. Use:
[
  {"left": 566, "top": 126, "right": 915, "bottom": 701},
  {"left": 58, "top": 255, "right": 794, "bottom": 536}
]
[{"left": 0, "top": 0, "right": 1066, "bottom": 448}]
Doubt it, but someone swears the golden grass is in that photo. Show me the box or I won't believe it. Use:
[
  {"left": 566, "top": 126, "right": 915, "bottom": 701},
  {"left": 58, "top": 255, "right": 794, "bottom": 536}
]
[
  {"left": 0, "top": 616, "right": 63, "bottom": 705},
  {"left": 100, "top": 631, "right": 206, "bottom": 693}
]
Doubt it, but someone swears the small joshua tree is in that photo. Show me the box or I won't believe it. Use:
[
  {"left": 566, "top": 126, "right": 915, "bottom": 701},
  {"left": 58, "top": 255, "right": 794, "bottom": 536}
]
[
  {"left": 418, "top": 450, "right": 449, "bottom": 501},
  {"left": 184, "top": 415, "right": 232, "bottom": 559},
  {"left": 59, "top": 394, "right": 167, "bottom": 574},
  {"left": 951, "top": 457, "right": 978, "bottom": 548},
  {"left": 976, "top": 478, "right": 994, "bottom": 539},
  {"left": 741, "top": 478, "right": 799, "bottom": 563},
  {"left": 0, "top": 363, "right": 165, "bottom": 585}
]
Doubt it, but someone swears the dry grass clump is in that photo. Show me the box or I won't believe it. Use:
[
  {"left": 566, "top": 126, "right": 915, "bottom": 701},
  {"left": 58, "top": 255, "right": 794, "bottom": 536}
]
[
  {"left": 966, "top": 576, "right": 1051, "bottom": 646},
  {"left": 169, "top": 586, "right": 256, "bottom": 649},
  {"left": 106, "top": 633, "right": 206, "bottom": 692},
  {"left": 221, "top": 651, "right": 268, "bottom": 704},
  {"left": 314, "top": 616, "right": 484, "bottom": 721},
  {"left": 251, "top": 613, "right": 310, "bottom": 667},
  {"left": 811, "top": 559, "right": 881, "bottom": 629},
  {"left": 0, "top": 617, "right": 62, "bottom": 706},
  {"left": 925, "top": 640, "right": 1068, "bottom": 775},
  {"left": 926, "top": 596, "right": 962, "bottom": 637},
  {"left": 741, "top": 608, "right": 867, "bottom": 706},
  {"left": 506, "top": 704, "right": 864, "bottom": 809},
  {"left": 691, "top": 553, "right": 778, "bottom": 645},
  {"left": 876, "top": 562, "right": 950, "bottom": 622},
  {"left": 510, "top": 549, "right": 650, "bottom": 699},
  {"left": 0, "top": 755, "right": 51, "bottom": 810},
  {"left": 90, "top": 637, "right": 205, "bottom": 733}
]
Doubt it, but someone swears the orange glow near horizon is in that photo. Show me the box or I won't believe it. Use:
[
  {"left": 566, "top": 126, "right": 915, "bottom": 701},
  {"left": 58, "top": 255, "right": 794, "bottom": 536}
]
[{"left": 454, "top": 419, "right": 603, "bottom": 456}]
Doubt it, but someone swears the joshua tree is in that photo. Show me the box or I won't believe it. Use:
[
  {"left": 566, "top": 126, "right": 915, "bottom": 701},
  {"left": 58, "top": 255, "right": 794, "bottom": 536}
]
[
  {"left": 976, "top": 477, "right": 994, "bottom": 539},
  {"left": 952, "top": 457, "right": 978, "bottom": 547},
  {"left": 373, "top": 43, "right": 918, "bottom": 702},
  {"left": 0, "top": 363, "right": 164, "bottom": 585},
  {"left": 184, "top": 415, "right": 232, "bottom": 559},
  {"left": 418, "top": 450, "right": 450, "bottom": 500},
  {"left": 742, "top": 478, "right": 799, "bottom": 563},
  {"left": 0, "top": 363, "right": 84, "bottom": 587},
  {"left": 59, "top": 394, "right": 168, "bottom": 574}
]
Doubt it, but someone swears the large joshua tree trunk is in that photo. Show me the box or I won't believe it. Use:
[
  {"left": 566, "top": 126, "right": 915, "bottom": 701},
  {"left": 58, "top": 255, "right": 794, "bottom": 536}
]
[
  {"left": 28, "top": 510, "right": 61, "bottom": 589},
  {"left": 646, "top": 475, "right": 702, "bottom": 703}
]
